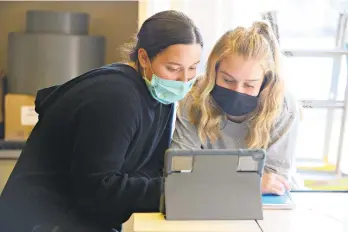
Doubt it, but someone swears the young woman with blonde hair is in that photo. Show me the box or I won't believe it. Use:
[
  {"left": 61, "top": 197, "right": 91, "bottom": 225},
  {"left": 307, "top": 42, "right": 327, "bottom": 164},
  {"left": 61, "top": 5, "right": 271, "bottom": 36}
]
[{"left": 171, "top": 21, "right": 301, "bottom": 196}]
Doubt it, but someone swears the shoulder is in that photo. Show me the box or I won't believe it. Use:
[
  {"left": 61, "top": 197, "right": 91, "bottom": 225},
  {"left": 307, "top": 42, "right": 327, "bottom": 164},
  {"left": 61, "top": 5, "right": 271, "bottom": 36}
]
[
  {"left": 83, "top": 76, "right": 140, "bottom": 103},
  {"left": 80, "top": 64, "right": 142, "bottom": 101},
  {"left": 273, "top": 89, "right": 301, "bottom": 131},
  {"left": 177, "top": 75, "right": 206, "bottom": 119},
  {"left": 88, "top": 63, "right": 140, "bottom": 88},
  {"left": 281, "top": 90, "right": 300, "bottom": 120},
  {"left": 177, "top": 94, "right": 195, "bottom": 120},
  {"left": 73, "top": 74, "right": 143, "bottom": 122}
]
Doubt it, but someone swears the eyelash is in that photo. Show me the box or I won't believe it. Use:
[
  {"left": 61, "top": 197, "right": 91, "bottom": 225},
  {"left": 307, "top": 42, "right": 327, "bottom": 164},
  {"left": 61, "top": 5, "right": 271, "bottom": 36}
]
[
  {"left": 245, "top": 84, "right": 254, "bottom": 88},
  {"left": 167, "top": 67, "right": 179, "bottom": 72},
  {"left": 224, "top": 78, "right": 235, "bottom": 83},
  {"left": 167, "top": 66, "right": 197, "bottom": 72},
  {"left": 223, "top": 78, "right": 254, "bottom": 88}
]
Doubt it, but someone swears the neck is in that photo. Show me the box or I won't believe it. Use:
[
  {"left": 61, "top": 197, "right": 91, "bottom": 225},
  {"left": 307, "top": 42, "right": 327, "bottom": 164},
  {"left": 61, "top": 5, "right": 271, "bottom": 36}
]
[{"left": 127, "top": 62, "right": 138, "bottom": 71}]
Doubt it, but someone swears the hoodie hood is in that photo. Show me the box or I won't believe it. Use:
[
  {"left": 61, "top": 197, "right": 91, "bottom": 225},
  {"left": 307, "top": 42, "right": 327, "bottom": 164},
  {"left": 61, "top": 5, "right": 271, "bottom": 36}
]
[
  {"left": 34, "top": 64, "right": 137, "bottom": 118},
  {"left": 34, "top": 85, "right": 60, "bottom": 116}
]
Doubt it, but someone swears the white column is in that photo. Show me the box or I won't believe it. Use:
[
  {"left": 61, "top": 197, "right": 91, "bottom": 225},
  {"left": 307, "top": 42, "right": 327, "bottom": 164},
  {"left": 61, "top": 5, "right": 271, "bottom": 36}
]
[
  {"left": 138, "top": 0, "right": 149, "bottom": 29},
  {"left": 138, "top": 0, "right": 171, "bottom": 29}
]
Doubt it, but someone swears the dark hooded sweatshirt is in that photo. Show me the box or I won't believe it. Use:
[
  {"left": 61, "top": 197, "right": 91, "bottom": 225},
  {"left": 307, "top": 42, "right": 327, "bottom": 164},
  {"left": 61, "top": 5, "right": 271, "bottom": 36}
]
[{"left": 0, "top": 63, "right": 174, "bottom": 232}]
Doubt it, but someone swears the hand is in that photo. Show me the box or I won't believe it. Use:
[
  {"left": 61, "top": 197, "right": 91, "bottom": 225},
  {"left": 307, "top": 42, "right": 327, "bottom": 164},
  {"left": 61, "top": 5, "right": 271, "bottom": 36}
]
[{"left": 261, "top": 172, "right": 290, "bottom": 195}]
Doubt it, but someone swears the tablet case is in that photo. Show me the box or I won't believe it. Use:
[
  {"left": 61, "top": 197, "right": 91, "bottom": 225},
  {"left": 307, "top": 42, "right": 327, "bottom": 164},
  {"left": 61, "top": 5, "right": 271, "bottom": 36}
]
[{"left": 160, "top": 149, "right": 266, "bottom": 220}]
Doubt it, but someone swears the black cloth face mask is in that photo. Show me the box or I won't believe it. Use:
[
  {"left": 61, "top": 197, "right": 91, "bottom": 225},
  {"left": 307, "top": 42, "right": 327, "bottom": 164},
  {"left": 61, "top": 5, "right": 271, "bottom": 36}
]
[
  {"left": 210, "top": 78, "right": 267, "bottom": 116},
  {"left": 211, "top": 85, "right": 258, "bottom": 116}
]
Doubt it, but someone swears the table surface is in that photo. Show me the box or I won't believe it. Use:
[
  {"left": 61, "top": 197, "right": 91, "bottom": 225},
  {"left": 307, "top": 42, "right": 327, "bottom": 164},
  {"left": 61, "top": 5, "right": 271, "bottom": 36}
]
[
  {"left": 123, "top": 213, "right": 260, "bottom": 232},
  {"left": 259, "top": 192, "right": 348, "bottom": 232},
  {"left": 123, "top": 192, "right": 348, "bottom": 232}
]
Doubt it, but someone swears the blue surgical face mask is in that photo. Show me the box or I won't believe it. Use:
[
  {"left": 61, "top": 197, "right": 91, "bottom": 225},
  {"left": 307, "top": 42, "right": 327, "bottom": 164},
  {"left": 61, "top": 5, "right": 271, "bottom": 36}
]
[{"left": 144, "top": 73, "right": 196, "bottom": 105}]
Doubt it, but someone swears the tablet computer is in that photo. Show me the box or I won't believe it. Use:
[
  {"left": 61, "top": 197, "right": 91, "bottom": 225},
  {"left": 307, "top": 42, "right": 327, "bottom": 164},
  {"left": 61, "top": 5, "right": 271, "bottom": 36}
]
[{"left": 160, "top": 149, "right": 266, "bottom": 220}]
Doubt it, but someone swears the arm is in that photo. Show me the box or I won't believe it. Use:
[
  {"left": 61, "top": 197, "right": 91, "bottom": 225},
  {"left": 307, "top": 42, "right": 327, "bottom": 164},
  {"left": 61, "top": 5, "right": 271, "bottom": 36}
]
[
  {"left": 265, "top": 92, "right": 301, "bottom": 181},
  {"left": 133, "top": 105, "right": 174, "bottom": 214},
  {"left": 137, "top": 105, "right": 174, "bottom": 179},
  {"left": 170, "top": 97, "right": 202, "bottom": 149},
  {"left": 70, "top": 80, "right": 162, "bottom": 226}
]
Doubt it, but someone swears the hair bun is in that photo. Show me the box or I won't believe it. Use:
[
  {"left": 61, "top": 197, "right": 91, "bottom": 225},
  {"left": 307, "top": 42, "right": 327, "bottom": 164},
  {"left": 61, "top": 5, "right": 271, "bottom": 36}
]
[{"left": 252, "top": 21, "right": 272, "bottom": 37}]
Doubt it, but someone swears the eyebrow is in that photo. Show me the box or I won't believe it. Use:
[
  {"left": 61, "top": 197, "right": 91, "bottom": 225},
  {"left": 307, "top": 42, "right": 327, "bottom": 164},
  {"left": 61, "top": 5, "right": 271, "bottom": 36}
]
[
  {"left": 166, "top": 61, "right": 200, "bottom": 66},
  {"left": 220, "top": 70, "right": 262, "bottom": 82}
]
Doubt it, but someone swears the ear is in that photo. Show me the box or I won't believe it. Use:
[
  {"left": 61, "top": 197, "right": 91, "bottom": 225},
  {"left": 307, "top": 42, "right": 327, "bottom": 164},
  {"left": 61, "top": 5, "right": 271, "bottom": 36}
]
[
  {"left": 258, "top": 73, "right": 270, "bottom": 97},
  {"left": 261, "top": 72, "right": 272, "bottom": 90},
  {"left": 260, "top": 76, "right": 267, "bottom": 91},
  {"left": 138, "top": 48, "right": 150, "bottom": 69},
  {"left": 214, "top": 62, "right": 220, "bottom": 71}
]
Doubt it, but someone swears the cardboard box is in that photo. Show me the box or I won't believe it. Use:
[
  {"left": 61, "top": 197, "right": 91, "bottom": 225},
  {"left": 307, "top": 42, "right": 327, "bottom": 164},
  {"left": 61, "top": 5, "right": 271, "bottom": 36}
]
[
  {"left": 5, "top": 94, "right": 38, "bottom": 141},
  {"left": 0, "top": 70, "right": 5, "bottom": 139},
  {"left": 0, "top": 69, "right": 4, "bottom": 124}
]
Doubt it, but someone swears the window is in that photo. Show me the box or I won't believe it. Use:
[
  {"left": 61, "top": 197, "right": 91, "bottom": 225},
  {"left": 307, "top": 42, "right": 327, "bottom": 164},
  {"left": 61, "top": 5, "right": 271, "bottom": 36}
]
[{"left": 276, "top": 0, "right": 348, "bottom": 179}]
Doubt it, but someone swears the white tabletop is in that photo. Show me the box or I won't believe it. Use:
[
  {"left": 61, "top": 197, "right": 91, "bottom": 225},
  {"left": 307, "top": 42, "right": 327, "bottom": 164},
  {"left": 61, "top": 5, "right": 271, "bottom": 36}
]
[
  {"left": 259, "top": 192, "right": 348, "bottom": 232},
  {"left": 123, "top": 192, "right": 348, "bottom": 232},
  {"left": 123, "top": 213, "right": 261, "bottom": 232},
  {"left": 292, "top": 192, "right": 348, "bottom": 223}
]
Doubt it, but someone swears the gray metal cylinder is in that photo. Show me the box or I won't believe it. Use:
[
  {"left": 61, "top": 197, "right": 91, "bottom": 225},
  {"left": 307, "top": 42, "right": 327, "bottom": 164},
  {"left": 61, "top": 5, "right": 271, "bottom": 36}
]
[
  {"left": 26, "top": 10, "right": 89, "bottom": 35},
  {"left": 7, "top": 32, "right": 106, "bottom": 95}
]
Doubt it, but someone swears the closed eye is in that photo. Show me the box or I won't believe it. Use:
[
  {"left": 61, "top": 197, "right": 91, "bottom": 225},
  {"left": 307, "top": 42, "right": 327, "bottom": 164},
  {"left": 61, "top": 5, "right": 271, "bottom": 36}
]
[
  {"left": 167, "top": 66, "right": 180, "bottom": 72},
  {"left": 224, "top": 78, "right": 236, "bottom": 83},
  {"left": 244, "top": 83, "right": 255, "bottom": 88}
]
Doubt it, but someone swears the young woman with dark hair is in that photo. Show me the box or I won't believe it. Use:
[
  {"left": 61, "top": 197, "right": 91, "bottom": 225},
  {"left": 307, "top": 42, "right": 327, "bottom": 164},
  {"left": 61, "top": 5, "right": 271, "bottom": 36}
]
[{"left": 0, "top": 10, "right": 203, "bottom": 232}]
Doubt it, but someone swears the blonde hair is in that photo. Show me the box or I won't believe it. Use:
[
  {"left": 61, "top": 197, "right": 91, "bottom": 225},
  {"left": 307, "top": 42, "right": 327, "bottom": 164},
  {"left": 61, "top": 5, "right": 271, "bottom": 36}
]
[{"left": 186, "top": 21, "right": 285, "bottom": 149}]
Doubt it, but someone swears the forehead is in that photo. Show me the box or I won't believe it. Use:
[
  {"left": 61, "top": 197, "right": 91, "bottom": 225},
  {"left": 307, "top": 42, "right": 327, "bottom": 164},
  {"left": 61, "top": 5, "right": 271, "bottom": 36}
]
[
  {"left": 218, "top": 55, "right": 264, "bottom": 80},
  {"left": 154, "top": 44, "right": 202, "bottom": 65}
]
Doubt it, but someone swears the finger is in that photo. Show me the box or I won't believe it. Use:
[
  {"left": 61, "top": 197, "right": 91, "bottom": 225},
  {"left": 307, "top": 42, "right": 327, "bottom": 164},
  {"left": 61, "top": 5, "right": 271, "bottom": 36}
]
[
  {"left": 272, "top": 180, "right": 286, "bottom": 193},
  {"left": 276, "top": 175, "right": 291, "bottom": 190},
  {"left": 270, "top": 187, "right": 285, "bottom": 196},
  {"left": 262, "top": 179, "right": 284, "bottom": 195}
]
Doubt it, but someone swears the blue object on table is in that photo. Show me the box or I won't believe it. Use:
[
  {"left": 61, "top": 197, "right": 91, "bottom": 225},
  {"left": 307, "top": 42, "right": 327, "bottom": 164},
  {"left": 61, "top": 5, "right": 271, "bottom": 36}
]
[{"left": 262, "top": 191, "right": 295, "bottom": 209}]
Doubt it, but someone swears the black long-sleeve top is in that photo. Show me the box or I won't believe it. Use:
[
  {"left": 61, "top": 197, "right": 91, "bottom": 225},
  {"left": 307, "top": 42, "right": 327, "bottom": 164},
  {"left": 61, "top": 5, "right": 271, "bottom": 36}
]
[{"left": 0, "top": 63, "right": 174, "bottom": 232}]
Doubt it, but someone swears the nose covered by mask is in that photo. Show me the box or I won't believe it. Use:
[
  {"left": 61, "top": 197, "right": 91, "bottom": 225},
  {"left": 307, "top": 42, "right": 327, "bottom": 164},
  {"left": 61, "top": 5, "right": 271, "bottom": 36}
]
[
  {"left": 211, "top": 85, "right": 259, "bottom": 116},
  {"left": 144, "top": 72, "right": 196, "bottom": 105}
]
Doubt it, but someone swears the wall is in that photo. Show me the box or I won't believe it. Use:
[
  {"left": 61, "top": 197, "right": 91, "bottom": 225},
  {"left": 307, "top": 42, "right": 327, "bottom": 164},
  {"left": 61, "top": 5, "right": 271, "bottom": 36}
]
[{"left": 0, "top": 1, "right": 139, "bottom": 71}]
